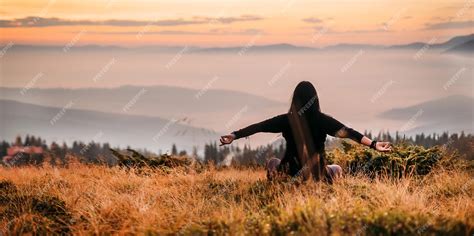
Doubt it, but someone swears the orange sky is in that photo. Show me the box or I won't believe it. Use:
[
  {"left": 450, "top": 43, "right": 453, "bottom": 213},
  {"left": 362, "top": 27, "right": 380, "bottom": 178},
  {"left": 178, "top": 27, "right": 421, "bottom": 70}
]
[{"left": 1, "top": 0, "right": 473, "bottom": 47}]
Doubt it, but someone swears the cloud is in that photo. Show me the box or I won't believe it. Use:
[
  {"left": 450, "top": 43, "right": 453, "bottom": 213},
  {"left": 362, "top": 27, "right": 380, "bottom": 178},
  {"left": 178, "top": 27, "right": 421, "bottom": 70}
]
[
  {"left": 0, "top": 15, "right": 264, "bottom": 28},
  {"left": 89, "top": 30, "right": 206, "bottom": 35},
  {"left": 0, "top": 16, "right": 158, "bottom": 27},
  {"left": 208, "top": 28, "right": 263, "bottom": 35},
  {"left": 302, "top": 17, "right": 323, "bottom": 23},
  {"left": 424, "top": 20, "right": 474, "bottom": 30},
  {"left": 313, "top": 26, "right": 390, "bottom": 34},
  {"left": 88, "top": 28, "right": 264, "bottom": 35},
  {"left": 195, "top": 15, "right": 264, "bottom": 24},
  {"left": 332, "top": 29, "right": 390, "bottom": 34},
  {"left": 436, "top": 4, "right": 472, "bottom": 10},
  {"left": 431, "top": 16, "right": 448, "bottom": 21},
  {"left": 153, "top": 19, "right": 206, "bottom": 26},
  {"left": 344, "top": 29, "right": 389, "bottom": 33}
]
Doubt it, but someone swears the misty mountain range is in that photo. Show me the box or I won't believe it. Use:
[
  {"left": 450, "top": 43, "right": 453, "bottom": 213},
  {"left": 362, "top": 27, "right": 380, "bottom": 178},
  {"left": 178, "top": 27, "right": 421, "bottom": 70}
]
[
  {"left": 0, "top": 85, "right": 288, "bottom": 151},
  {"left": 5, "top": 34, "right": 474, "bottom": 54},
  {"left": 1, "top": 83, "right": 472, "bottom": 151},
  {"left": 445, "top": 39, "right": 474, "bottom": 54},
  {"left": 0, "top": 86, "right": 286, "bottom": 130},
  {"left": 0, "top": 99, "right": 217, "bottom": 153},
  {"left": 1, "top": 33, "right": 472, "bottom": 150},
  {"left": 379, "top": 95, "right": 473, "bottom": 135},
  {"left": 388, "top": 33, "right": 474, "bottom": 51}
]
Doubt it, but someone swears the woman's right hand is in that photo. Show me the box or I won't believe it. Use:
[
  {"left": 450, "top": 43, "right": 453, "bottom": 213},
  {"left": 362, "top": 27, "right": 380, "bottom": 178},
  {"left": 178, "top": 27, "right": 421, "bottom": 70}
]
[
  {"left": 220, "top": 134, "right": 235, "bottom": 146},
  {"left": 375, "top": 141, "right": 392, "bottom": 152}
]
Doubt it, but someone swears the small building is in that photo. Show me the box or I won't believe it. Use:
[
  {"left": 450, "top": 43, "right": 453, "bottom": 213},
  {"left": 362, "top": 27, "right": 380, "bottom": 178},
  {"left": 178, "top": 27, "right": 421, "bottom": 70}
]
[{"left": 2, "top": 146, "right": 44, "bottom": 166}]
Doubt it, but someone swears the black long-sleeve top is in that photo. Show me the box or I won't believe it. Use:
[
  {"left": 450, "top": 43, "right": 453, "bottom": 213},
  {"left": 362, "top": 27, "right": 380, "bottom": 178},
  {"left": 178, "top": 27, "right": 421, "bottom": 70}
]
[{"left": 232, "top": 113, "right": 363, "bottom": 176}]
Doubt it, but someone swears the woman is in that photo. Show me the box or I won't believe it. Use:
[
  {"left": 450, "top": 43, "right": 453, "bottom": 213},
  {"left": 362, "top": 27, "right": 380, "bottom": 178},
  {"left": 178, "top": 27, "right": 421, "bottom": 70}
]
[{"left": 220, "top": 81, "right": 392, "bottom": 182}]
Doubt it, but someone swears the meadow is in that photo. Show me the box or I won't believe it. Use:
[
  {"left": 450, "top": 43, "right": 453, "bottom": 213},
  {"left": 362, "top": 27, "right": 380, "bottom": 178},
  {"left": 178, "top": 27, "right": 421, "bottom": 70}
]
[{"left": 0, "top": 144, "right": 472, "bottom": 235}]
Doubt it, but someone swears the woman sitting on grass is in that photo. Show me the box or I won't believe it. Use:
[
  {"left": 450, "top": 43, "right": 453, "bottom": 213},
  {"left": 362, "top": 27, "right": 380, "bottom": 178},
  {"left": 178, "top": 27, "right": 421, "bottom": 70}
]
[{"left": 220, "top": 81, "right": 392, "bottom": 182}]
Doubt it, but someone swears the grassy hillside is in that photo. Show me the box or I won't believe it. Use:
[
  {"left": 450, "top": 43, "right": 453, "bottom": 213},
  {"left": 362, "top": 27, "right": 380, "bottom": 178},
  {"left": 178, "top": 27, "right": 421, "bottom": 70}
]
[{"left": 0, "top": 145, "right": 472, "bottom": 235}]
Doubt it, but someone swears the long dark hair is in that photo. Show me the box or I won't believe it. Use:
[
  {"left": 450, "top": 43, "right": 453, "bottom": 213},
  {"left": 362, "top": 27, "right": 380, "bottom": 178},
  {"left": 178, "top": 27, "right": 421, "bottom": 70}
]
[
  {"left": 289, "top": 81, "right": 322, "bottom": 142},
  {"left": 288, "top": 81, "right": 325, "bottom": 180},
  {"left": 289, "top": 81, "right": 321, "bottom": 115}
]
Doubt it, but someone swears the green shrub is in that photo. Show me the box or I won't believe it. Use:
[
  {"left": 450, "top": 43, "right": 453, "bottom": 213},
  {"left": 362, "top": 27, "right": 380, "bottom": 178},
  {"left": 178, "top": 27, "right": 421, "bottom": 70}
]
[
  {"left": 340, "top": 143, "right": 443, "bottom": 178},
  {"left": 110, "top": 148, "right": 205, "bottom": 173}
]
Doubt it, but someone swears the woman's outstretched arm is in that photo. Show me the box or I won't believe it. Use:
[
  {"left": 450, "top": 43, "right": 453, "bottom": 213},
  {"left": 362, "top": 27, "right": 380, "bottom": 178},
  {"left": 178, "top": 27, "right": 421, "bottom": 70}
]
[
  {"left": 322, "top": 113, "right": 392, "bottom": 152},
  {"left": 359, "top": 136, "right": 392, "bottom": 152},
  {"left": 220, "top": 114, "right": 286, "bottom": 145}
]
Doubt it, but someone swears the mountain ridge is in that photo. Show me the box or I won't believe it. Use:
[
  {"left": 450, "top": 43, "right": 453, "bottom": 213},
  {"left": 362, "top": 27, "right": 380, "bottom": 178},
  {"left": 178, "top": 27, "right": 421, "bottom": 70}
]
[
  {"left": 5, "top": 34, "right": 473, "bottom": 53},
  {"left": 0, "top": 99, "right": 218, "bottom": 152},
  {"left": 0, "top": 85, "right": 287, "bottom": 131},
  {"left": 379, "top": 95, "right": 473, "bottom": 134},
  {"left": 445, "top": 39, "right": 474, "bottom": 54}
]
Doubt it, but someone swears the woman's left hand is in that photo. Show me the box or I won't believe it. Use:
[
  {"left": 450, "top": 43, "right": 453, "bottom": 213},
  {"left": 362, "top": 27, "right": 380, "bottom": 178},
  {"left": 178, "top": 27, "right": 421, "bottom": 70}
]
[
  {"left": 220, "top": 134, "right": 235, "bottom": 146},
  {"left": 375, "top": 141, "right": 392, "bottom": 152}
]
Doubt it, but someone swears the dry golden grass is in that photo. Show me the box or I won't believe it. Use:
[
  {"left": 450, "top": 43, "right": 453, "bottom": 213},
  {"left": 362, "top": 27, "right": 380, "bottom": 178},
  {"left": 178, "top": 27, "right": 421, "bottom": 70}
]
[{"left": 0, "top": 157, "right": 473, "bottom": 235}]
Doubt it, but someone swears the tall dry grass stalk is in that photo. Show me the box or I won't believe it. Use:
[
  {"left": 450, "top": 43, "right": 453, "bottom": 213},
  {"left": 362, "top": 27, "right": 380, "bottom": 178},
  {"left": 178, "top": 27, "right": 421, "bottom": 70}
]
[{"left": 0, "top": 158, "right": 472, "bottom": 235}]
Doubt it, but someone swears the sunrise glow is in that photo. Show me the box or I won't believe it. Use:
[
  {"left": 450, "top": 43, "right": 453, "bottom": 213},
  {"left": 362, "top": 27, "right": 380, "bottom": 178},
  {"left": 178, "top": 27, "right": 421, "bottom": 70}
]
[{"left": 1, "top": 0, "right": 473, "bottom": 47}]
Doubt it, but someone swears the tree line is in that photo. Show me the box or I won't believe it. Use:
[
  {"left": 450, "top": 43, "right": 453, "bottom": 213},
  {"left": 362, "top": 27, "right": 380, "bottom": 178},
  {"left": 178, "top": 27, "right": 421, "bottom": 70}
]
[{"left": 0, "top": 131, "right": 472, "bottom": 167}]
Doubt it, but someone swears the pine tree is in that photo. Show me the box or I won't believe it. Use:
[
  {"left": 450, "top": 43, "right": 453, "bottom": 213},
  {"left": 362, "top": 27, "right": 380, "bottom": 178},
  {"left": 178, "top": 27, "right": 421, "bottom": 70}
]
[
  {"left": 171, "top": 144, "right": 178, "bottom": 155},
  {"left": 14, "top": 136, "right": 22, "bottom": 146}
]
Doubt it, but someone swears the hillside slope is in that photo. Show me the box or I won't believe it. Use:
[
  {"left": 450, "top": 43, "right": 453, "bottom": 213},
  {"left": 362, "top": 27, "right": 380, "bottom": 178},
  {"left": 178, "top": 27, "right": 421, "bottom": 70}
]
[{"left": 0, "top": 99, "right": 217, "bottom": 152}]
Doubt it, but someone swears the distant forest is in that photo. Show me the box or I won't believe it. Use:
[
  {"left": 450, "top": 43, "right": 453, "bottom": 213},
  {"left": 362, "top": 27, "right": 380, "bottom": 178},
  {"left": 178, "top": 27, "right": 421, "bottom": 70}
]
[{"left": 1, "top": 131, "right": 472, "bottom": 167}]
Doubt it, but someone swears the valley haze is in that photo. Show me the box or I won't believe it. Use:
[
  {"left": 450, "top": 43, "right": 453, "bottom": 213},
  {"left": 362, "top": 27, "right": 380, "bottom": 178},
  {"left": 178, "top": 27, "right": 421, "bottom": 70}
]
[{"left": 1, "top": 34, "right": 473, "bottom": 153}]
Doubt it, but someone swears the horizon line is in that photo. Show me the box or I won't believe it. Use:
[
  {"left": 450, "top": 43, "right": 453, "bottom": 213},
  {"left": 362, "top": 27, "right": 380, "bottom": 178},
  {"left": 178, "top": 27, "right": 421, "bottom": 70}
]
[{"left": 1, "top": 33, "right": 472, "bottom": 49}]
